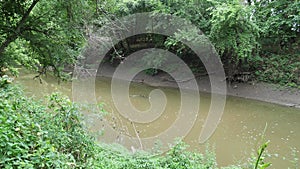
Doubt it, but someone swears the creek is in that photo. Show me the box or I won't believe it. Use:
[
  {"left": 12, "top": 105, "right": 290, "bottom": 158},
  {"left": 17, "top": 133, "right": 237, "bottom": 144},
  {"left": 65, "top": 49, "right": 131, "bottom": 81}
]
[{"left": 16, "top": 72, "right": 300, "bottom": 168}]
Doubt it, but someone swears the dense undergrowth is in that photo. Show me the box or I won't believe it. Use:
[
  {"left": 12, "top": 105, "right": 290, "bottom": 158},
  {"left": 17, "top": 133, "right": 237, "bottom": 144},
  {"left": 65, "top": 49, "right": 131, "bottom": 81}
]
[
  {"left": 252, "top": 53, "right": 300, "bottom": 88},
  {"left": 0, "top": 76, "right": 270, "bottom": 169}
]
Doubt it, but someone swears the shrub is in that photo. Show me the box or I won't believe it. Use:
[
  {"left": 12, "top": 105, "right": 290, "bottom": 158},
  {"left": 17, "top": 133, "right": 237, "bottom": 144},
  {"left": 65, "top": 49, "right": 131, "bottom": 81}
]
[
  {"left": 252, "top": 53, "right": 300, "bottom": 88},
  {"left": 0, "top": 76, "right": 95, "bottom": 168}
]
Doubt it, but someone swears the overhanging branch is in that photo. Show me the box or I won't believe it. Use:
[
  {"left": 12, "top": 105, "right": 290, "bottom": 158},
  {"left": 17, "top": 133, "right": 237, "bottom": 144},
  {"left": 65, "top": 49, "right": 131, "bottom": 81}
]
[{"left": 0, "top": 0, "right": 40, "bottom": 57}]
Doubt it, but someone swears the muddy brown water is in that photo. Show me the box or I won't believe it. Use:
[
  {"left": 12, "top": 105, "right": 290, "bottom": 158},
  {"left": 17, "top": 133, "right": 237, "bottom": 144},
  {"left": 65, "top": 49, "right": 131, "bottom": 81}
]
[{"left": 15, "top": 72, "right": 300, "bottom": 168}]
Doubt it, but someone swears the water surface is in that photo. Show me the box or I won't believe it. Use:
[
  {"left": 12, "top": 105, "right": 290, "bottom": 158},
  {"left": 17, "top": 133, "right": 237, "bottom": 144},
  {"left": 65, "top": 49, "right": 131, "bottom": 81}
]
[{"left": 15, "top": 73, "right": 300, "bottom": 168}]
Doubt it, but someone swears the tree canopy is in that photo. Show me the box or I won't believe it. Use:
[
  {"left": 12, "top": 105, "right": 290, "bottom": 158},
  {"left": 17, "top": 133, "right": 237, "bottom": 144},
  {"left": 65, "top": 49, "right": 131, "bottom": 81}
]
[
  {"left": 0, "top": 0, "right": 91, "bottom": 79},
  {"left": 0, "top": 0, "right": 299, "bottom": 86}
]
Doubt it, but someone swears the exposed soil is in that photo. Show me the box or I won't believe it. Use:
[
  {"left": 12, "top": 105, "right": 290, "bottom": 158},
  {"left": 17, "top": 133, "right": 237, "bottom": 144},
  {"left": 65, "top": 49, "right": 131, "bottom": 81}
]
[{"left": 96, "top": 63, "right": 300, "bottom": 108}]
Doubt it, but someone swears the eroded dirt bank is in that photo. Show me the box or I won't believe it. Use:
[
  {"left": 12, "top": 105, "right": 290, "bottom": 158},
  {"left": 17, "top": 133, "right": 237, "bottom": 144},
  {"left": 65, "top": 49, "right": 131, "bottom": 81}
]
[{"left": 96, "top": 63, "right": 300, "bottom": 108}]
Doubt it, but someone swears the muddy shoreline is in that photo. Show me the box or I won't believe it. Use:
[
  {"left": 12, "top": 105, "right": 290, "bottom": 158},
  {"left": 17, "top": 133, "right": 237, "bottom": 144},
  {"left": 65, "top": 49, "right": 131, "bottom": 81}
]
[{"left": 95, "top": 63, "right": 300, "bottom": 109}]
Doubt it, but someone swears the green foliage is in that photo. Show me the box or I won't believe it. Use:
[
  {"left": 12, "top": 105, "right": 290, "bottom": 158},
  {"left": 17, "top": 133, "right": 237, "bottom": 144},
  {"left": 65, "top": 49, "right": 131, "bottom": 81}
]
[
  {"left": 160, "top": 141, "right": 217, "bottom": 169},
  {"left": 1, "top": 0, "right": 299, "bottom": 87},
  {"left": 2, "top": 39, "right": 40, "bottom": 76},
  {"left": 254, "top": 0, "right": 300, "bottom": 53},
  {"left": 111, "top": 0, "right": 214, "bottom": 75},
  {"left": 254, "top": 141, "right": 271, "bottom": 169},
  {"left": 159, "top": 0, "right": 214, "bottom": 34},
  {"left": 0, "top": 0, "right": 90, "bottom": 78},
  {"left": 141, "top": 52, "right": 168, "bottom": 75},
  {"left": 253, "top": 53, "right": 300, "bottom": 88},
  {"left": 115, "top": 0, "right": 165, "bottom": 16},
  {"left": 209, "top": 0, "right": 259, "bottom": 71},
  {"left": 245, "top": 123, "right": 271, "bottom": 169},
  {"left": 250, "top": 0, "right": 300, "bottom": 87},
  {"left": 0, "top": 77, "right": 96, "bottom": 168},
  {"left": 0, "top": 75, "right": 13, "bottom": 88}
]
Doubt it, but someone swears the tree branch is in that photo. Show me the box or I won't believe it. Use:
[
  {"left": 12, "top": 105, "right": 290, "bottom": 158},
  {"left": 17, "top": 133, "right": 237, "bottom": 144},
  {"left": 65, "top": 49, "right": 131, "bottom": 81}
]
[{"left": 0, "top": 0, "right": 40, "bottom": 57}]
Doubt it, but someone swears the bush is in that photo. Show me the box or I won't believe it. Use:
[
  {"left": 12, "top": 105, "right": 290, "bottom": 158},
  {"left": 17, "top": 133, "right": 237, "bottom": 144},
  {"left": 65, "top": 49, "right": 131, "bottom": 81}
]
[
  {"left": 252, "top": 53, "right": 300, "bottom": 88},
  {"left": 0, "top": 76, "right": 96, "bottom": 168}
]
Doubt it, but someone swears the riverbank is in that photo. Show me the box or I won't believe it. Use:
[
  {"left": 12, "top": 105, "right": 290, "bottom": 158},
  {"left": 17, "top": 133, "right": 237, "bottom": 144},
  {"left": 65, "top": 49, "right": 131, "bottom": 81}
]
[{"left": 96, "top": 63, "right": 300, "bottom": 108}]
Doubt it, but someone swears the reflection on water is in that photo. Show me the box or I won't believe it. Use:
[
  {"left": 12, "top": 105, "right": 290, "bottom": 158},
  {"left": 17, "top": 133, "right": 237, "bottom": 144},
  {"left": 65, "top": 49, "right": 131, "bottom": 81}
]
[{"left": 15, "top": 72, "right": 300, "bottom": 169}]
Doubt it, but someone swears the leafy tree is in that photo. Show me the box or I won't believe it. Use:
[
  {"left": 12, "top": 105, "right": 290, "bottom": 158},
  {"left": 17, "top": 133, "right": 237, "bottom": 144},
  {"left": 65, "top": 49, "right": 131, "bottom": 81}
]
[
  {"left": 209, "top": 0, "right": 260, "bottom": 77},
  {"left": 92, "top": 0, "right": 298, "bottom": 86},
  {"left": 1, "top": 0, "right": 293, "bottom": 85},
  {"left": 249, "top": 0, "right": 300, "bottom": 87},
  {"left": 253, "top": 0, "right": 300, "bottom": 53},
  {"left": 0, "top": 0, "right": 90, "bottom": 79}
]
